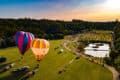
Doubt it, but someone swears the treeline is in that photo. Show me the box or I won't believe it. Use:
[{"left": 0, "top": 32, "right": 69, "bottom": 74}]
[
  {"left": 0, "top": 18, "right": 118, "bottom": 48},
  {"left": 105, "top": 23, "right": 120, "bottom": 72}
]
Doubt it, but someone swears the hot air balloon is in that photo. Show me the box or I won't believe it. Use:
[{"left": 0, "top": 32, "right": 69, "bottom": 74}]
[
  {"left": 14, "top": 31, "right": 34, "bottom": 56},
  {"left": 30, "top": 39, "right": 50, "bottom": 61}
]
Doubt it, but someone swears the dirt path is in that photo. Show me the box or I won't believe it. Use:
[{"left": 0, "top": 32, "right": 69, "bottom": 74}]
[
  {"left": 104, "top": 64, "right": 119, "bottom": 80},
  {"left": 63, "top": 39, "right": 119, "bottom": 80}
]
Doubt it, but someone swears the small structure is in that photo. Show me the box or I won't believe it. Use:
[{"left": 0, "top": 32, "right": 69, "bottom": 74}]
[
  {"left": 84, "top": 43, "right": 110, "bottom": 58},
  {"left": 60, "top": 49, "right": 64, "bottom": 53},
  {"left": 58, "top": 49, "right": 64, "bottom": 54}
]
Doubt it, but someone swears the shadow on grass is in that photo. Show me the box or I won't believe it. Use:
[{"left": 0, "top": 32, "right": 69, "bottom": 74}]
[
  {"left": 0, "top": 63, "right": 10, "bottom": 68},
  {"left": 0, "top": 59, "right": 20, "bottom": 74},
  {"left": 0, "top": 70, "right": 29, "bottom": 80}
]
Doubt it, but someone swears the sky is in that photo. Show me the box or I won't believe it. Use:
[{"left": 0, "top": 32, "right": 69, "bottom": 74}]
[{"left": 0, "top": 0, "right": 120, "bottom": 21}]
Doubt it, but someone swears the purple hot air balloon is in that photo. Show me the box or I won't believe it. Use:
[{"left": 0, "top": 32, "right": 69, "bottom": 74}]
[{"left": 14, "top": 31, "right": 34, "bottom": 55}]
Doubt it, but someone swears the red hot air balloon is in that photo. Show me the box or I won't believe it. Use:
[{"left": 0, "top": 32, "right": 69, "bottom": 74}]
[{"left": 14, "top": 31, "right": 34, "bottom": 55}]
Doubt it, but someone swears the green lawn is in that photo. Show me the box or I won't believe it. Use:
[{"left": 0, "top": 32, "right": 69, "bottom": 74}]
[{"left": 0, "top": 40, "right": 112, "bottom": 80}]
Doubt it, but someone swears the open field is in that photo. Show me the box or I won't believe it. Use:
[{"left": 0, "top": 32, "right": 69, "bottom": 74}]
[
  {"left": 79, "top": 30, "right": 113, "bottom": 42},
  {"left": 0, "top": 40, "right": 112, "bottom": 80}
]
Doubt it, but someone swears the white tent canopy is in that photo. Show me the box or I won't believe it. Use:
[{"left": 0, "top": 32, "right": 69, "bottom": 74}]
[{"left": 84, "top": 43, "right": 110, "bottom": 58}]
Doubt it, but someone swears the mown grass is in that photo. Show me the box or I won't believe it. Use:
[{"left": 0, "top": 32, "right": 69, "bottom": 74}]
[{"left": 0, "top": 40, "right": 112, "bottom": 80}]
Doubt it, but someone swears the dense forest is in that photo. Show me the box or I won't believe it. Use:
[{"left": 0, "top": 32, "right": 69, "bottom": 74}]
[
  {"left": 106, "top": 22, "right": 120, "bottom": 72},
  {"left": 0, "top": 18, "right": 118, "bottom": 48}
]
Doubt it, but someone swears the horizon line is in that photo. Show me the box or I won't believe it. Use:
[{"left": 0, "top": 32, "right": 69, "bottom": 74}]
[{"left": 0, "top": 17, "right": 118, "bottom": 22}]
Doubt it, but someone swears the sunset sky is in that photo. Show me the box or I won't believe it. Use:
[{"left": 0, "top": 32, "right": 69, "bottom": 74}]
[{"left": 0, "top": 0, "right": 120, "bottom": 21}]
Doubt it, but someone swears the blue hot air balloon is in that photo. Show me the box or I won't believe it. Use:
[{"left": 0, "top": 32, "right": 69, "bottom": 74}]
[{"left": 14, "top": 31, "right": 34, "bottom": 55}]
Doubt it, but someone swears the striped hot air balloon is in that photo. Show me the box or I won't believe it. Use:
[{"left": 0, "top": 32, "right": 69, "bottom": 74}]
[
  {"left": 30, "top": 39, "right": 50, "bottom": 61},
  {"left": 14, "top": 31, "right": 34, "bottom": 55}
]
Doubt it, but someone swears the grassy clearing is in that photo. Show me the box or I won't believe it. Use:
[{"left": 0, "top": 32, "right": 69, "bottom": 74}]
[
  {"left": 68, "top": 42, "right": 77, "bottom": 51},
  {"left": 0, "top": 40, "right": 112, "bottom": 80},
  {"left": 79, "top": 30, "right": 113, "bottom": 42}
]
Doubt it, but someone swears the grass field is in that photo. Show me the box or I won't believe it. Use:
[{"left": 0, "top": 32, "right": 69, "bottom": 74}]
[
  {"left": 68, "top": 42, "right": 78, "bottom": 51},
  {"left": 0, "top": 40, "right": 112, "bottom": 80},
  {"left": 79, "top": 30, "right": 113, "bottom": 42}
]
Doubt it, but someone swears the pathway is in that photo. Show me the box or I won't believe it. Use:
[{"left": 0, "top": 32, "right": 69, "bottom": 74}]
[{"left": 63, "top": 35, "right": 119, "bottom": 80}]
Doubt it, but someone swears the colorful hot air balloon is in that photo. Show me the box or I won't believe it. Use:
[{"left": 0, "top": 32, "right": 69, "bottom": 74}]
[
  {"left": 14, "top": 31, "right": 34, "bottom": 55},
  {"left": 30, "top": 39, "right": 50, "bottom": 61}
]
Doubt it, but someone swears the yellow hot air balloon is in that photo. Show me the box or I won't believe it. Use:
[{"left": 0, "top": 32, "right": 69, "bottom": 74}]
[{"left": 30, "top": 39, "right": 50, "bottom": 61}]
